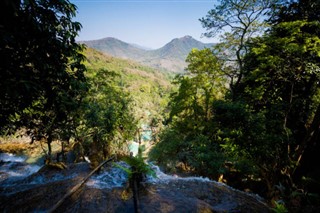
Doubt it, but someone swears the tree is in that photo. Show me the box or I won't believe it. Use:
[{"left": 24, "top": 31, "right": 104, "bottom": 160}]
[
  {"left": 238, "top": 18, "right": 320, "bottom": 198},
  {"left": 267, "top": 0, "right": 320, "bottom": 196},
  {"left": 77, "top": 69, "right": 136, "bottom": 167},
  {"left": 271, "top": 0, "right": 320, "bottom": 23},
  {"left": 152, "top": 0, "right": 320, "bottom": 207},
  {"left": 150, "top": 49, "right": 227, "bottom": 178},
  {"left": 0, "top": 0, "right": 87, "bottom": 160},
  {"left": 169, "top": 48, "right": 226, "bottom": 134},
  {"left": 200, "top": 0, "right": 278, "bottom": 99}
]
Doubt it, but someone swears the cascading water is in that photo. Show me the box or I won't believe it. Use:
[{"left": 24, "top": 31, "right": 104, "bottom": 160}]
[
  {"left": 0, "top": 153, "right": 41, "bottom": 183},
  {"left": 0, "top": 152, "right": 263, "bottom": 203},
  {"left": 0, "top": 152, "right": 260, "bottom": 202},
  {"left": 86, "top": 161, "right": 212, "bottom": 188},
  {"left": 86, "top": 161, "right": 130, "bottom": 189},
  {"left": 146, "top": 162, "right": 212, "bottom": 183},
  {"left": 0, "top": 153, "right": 26, "bottom": 162},
  {"left": 86, "top": 161, "right": 265, "bottom": 206}
]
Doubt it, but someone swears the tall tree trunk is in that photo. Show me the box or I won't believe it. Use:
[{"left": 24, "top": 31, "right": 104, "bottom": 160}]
[
  {"left": 294, "top": 103, "right": 320, "bottom": 179},
  {"left": 131, "top": 166, "right": 140, "bottom": 213},
  {"left": 47, "top": 135, "right": 53, "bottom": 163}
]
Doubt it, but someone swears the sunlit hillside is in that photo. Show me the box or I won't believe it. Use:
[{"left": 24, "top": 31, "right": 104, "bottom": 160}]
[{"left": 83, "top": 47, "right": 174, "bottom": 124}]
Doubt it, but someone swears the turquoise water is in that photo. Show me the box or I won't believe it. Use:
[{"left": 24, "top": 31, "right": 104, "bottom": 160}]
[
  {"left": 141, "top": 130, "right": 152, "bottom": 141},
  {"left": 141, "top": 124, "right": 152, "bottom": 141},
  {"left": 128, "top": 141, "right": 139, "bottom": 156}
]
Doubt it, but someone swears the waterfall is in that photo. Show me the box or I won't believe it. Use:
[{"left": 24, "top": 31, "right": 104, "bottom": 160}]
[
  {"left": 86, "top": 161, "right": 212, "bottom": 189},
  {"left": 86, "top": 161, "right": 129, "bottom": 189},
  {"left": 146, "top": 162, "right": 212, "bottom": 183},
  {"left": 0, "top": 153, "right": 264, "bottom": 205}
]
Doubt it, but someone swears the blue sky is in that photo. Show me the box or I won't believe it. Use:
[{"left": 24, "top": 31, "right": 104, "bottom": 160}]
[{"left": 70, "top": 0, "right": 218, "bottom": 49}]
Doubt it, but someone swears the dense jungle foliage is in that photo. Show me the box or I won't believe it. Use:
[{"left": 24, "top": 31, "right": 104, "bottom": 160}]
[{"left": 149, "top": 0, "right": 320, "bottom": 210}]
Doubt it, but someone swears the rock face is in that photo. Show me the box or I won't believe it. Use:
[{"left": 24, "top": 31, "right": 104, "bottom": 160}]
[{"left": 0, "top": 162, "right": 270, "bottom": 213}]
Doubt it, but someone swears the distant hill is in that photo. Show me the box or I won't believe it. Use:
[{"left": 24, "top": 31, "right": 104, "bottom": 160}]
[
  {"left": 81, "top": 36, "right": 215, "bottom": 73},
  {"left": 83, "top": 37, "right": 146, "bottom": 60}
]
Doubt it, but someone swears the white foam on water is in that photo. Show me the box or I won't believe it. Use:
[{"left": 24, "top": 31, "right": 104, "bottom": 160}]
[
  {"left": 128, "top": 141, "right": 139, "bottom": 156},
  {"left": 27, "top": 172, "right": 78, "bottom": 185},
  {"left": 86, "top": 161, "right": 129, "bottom": 189},
  {"left": 86, "top": 161, "right": 213, "bottom": 190},
  {"left": 0, "top": 153, "right": 26, "bottom": 162},
  {"left": 0, "top": 153, "right": 41, "bottom": 183},
  {"left": 146, "top": 163, "right": 212, "bottom": 184},
  {"left": 11, "top": 164, "right": 41, "bottom": 177},
  {"left": 0, "top": 154, "right": 266, "bottom": 206},
  {"left": 85, "top": 160, "right": 231, "bottom": 192},
  {"left": 146, "top": 163, "right": 265, "bottom": 204}
]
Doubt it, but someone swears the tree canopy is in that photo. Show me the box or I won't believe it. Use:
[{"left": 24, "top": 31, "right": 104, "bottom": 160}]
[
  {"left": 200, "top": 0, "right": 278, "bottom": 99},
  {"left": 0, "top": 1, "right": 147, "bottom": 163},
  {"left": 0, "top": 0, "right": 87, "bottom": 134},
  {"left": 0, "top": 0, "right": 88, "bottom": 160},
  {"left": 151, "top": 0, "right": 320, "bottom": 210}
]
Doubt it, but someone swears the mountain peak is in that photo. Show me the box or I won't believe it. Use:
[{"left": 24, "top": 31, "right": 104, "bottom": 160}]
[
  {"left": 82, "top": 36, "right": 215, "bottom": 73},
  {"left": 181, "top": 35, "right": 193, "bottom": 39},
  {"left": 170, "top": 35, "right": 194, "bottom": 43},
  {"left": 164, "top": 35, "right": 209, "bottom": 50}
]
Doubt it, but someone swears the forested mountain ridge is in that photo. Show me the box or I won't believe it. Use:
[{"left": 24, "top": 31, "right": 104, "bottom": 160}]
[{"left": 81, "top": 36, "right": 214, "bottom": 73}]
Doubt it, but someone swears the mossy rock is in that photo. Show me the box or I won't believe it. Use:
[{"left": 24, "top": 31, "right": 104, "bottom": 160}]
[{"left": 46, "top": 162, "right": 67, "bottom": 170}]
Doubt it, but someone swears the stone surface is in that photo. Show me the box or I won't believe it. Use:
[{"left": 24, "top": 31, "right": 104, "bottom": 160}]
[{"left": 0, "top": 162, "right": 271, "bottom": 213}]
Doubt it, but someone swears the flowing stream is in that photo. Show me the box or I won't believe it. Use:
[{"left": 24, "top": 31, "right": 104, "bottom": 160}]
[
  {"left": 0, "top": 153, "right": 210, "bottom": 189},
  {"left": 0, "top": 152, "right": 257, "bottom": 200},
  {"left": 0, "top": 153, "right": 41, "bottom": 183}
]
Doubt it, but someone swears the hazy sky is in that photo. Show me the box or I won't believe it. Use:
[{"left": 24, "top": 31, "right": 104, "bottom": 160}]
[{"left": 70, "top": 0, "right": 218, "bottom": 49}]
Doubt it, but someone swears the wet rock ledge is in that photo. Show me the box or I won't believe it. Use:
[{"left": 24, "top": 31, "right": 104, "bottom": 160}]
[{"left": 0, "top": 162, "right": 271, "bottom": 213}]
